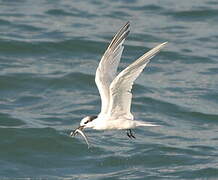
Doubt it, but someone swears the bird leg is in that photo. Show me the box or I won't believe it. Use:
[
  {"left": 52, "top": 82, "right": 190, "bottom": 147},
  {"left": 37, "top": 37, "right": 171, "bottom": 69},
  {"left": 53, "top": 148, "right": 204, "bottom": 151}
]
[
  {"left": 127, "top": 130, "right": 131, "bottom": 138},
  {"left": 126, "top": 129, "right": 135, "bottom": 139}
]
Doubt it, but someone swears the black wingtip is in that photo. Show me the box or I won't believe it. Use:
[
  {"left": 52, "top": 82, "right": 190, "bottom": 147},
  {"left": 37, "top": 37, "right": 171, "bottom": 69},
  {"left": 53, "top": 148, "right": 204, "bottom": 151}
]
[
  {"left": 126, "top": 21, "right": 130, "bottom": 26},
  {"left": 124, "top": 21, "right": 130, "bottom": 30}
]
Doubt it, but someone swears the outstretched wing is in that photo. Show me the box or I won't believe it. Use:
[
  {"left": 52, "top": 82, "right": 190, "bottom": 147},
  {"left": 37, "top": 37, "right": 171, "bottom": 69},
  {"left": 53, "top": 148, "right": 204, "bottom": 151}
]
[
  {"left": 108, "top": 42, "right": 168, "bottom": 119},
  {"left": 95, "top": 22, "right": 130, "bottom": 115}
]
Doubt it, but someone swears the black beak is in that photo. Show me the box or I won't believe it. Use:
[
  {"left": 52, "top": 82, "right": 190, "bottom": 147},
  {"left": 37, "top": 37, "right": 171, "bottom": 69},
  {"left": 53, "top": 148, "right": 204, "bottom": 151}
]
[{"left": 70, "top": 126, "right": 84, "bottom": 136}]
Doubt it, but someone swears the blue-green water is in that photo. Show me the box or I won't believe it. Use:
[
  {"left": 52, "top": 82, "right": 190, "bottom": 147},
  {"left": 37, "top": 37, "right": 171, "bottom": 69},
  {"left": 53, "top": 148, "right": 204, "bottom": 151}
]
[{"left": 0, "top": 0, "right": 218, "bottom": 179}]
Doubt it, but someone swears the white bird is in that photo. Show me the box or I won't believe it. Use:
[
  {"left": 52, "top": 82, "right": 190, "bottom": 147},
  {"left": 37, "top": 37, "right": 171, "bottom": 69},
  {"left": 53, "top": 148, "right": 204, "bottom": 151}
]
[{"left": 70, "top": 22, "right": 167, "bottom": 147}]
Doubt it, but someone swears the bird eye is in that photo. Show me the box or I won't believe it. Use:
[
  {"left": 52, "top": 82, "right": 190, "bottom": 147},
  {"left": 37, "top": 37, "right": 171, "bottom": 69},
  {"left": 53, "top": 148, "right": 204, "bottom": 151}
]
[{"left": 84, "top": 121, "right": 88, "bottom": 124}]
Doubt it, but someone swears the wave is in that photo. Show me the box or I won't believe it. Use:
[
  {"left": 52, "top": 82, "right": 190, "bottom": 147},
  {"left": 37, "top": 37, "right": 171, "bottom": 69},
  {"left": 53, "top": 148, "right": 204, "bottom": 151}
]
[{"left": 165, "top": 9, "right": 218, "bottom": 21}]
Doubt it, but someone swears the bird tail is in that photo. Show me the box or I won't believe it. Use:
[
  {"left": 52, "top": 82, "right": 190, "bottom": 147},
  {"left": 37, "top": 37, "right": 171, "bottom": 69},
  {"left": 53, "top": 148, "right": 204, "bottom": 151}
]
[{"left": 135, "top": 121, "right": 159, "bottom": 127}]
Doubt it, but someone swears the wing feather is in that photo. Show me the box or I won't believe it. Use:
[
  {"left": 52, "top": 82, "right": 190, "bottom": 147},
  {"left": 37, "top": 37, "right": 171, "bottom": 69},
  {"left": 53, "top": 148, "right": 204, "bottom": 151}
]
[
  {"left": 95, "top": 22, "right": 130, "bottom": 115},
  {"left": 108, "top": 42, "right": 168, "bottom": 119}
]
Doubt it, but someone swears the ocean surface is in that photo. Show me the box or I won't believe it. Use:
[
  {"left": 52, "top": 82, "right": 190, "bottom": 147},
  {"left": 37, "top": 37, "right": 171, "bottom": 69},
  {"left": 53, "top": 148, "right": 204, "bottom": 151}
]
[{"left": 0, "top": 0, "right": 218, "bottom": 179}]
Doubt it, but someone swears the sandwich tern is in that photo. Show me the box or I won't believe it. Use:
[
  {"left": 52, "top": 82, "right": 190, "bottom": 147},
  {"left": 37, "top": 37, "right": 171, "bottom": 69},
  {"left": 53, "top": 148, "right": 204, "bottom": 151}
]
[{"left": 70, "top": 22, "right": 167, "bottom": 147}]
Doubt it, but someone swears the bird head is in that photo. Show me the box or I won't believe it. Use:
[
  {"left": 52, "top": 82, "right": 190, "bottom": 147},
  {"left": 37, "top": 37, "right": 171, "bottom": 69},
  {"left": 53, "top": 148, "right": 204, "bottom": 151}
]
[{"left": 70, "top": 115, "right": 97, "bottom": 137}]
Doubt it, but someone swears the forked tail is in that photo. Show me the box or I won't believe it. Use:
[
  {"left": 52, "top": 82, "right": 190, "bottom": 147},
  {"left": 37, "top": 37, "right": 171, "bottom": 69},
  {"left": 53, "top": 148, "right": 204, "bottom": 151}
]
[{"left": 135, "top": 121, "right": 159, "bottom": 127}]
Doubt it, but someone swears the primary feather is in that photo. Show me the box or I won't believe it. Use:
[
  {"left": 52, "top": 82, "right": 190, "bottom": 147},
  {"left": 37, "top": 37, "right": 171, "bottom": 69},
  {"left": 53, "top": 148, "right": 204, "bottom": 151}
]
[
  {"left": 95, "top": 21, "right": 130, "bottom": 115},
  {"left": 108, "top": 42, "right": 168, "bottom": 119}
]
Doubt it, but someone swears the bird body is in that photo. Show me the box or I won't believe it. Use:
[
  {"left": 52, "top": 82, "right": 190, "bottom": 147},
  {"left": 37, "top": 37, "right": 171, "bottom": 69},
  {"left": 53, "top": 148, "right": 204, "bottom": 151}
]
[
  {"left": 89, "top": 119, "right": 135, "bottom": 130},
  {"left": 70, "top": 22, "right": 167, "bottom": 146},
  {"left": 83, "top": 114, "right": 158, "bottom": 130}
]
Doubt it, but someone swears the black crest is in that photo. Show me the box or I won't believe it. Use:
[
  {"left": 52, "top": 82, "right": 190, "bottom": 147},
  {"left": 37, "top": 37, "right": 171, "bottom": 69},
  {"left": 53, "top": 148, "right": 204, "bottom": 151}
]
[{"left": 84, "top": 115, "right": 98, "bottom": 124}]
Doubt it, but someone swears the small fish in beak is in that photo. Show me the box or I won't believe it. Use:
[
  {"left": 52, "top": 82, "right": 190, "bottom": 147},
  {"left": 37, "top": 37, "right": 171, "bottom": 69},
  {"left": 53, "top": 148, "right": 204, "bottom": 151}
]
[
  {"left": 70, "top": 126, "right": 90, "bottom": 148},
  {"left": 70, "top": 126, "right": 84, "bottom": 136}
]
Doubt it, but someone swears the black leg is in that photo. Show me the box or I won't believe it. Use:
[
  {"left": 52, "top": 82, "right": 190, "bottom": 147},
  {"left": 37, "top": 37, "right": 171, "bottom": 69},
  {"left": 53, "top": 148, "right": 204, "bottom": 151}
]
[
  {"left": 129, "top": 129, "right": 135, "bottom": 139},
  {"left": 127, "top": 130, "right": 132, "bottom": 138},
  {"left": 126, "top": 129, "right": 136, "bottom": 139}
]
